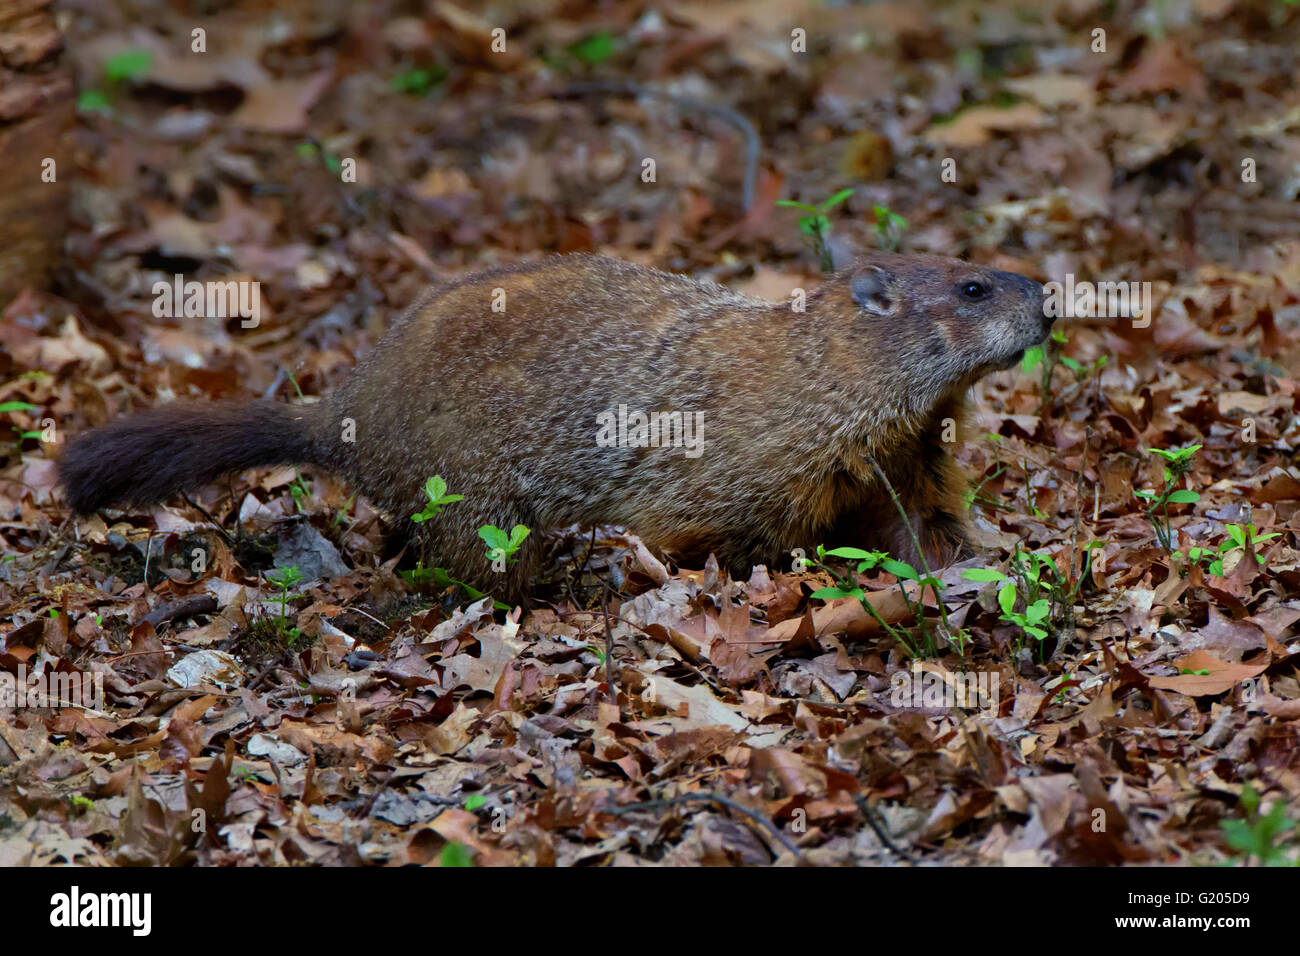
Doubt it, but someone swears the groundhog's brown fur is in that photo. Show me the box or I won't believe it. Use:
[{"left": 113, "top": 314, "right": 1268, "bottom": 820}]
[{"left": 59, "top": 253, "right": 1048, "bottom": 601}]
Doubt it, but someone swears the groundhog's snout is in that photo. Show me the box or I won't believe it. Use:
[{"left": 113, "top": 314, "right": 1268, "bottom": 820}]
[
  {"left": 1024, "top": 274, "right": 1053, "bottom": 338},
  {"left": 978, "top": 270, "right": 1051, "bottom": 371},
  {"left": 1001, "top": 270, "right": 1051, "bottom": 343}
]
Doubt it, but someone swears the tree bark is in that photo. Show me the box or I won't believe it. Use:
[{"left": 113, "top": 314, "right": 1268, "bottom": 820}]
[{"left": 0, "top": 0, "right": 73, "bottom": 306}]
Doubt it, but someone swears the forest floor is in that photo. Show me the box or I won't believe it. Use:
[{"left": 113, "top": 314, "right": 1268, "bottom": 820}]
[{"left": 2, "top": 0, "right": 1300, "bottom": 865}]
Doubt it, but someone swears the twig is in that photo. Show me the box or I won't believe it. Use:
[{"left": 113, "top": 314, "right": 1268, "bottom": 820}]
[
  {"left": 860, "top": 451, "right": 953, "bottom": 645},
  {"left": 1063, "top": 426, "right": 1093, "bottom": 641},
  {"left": 609, "top": 791, "right": 800, "bottom": 860},
  {"left": 246, "top": 659, "right": 286, "bottom": 692},
  {"left": 141, "top": 594, "right": 219, "bottom": 629},
  {"left": 852, "top": 793, "right": 916, "bottom": 863},
  {"left": 599, "top": 590, "right": 617, "bottom": 703},
  {"left": 180, "top": 492, "right": 237, "bottom": 548},
  {"left": 574, "top": 524, "right": 598, "bottom": 581},
  {"left": 352, "top": 768, "right": 395, "bottom": 820},
  {"left": 563, "top": 575, "right": 617, "bottom": 707},
  {"left": 142, "top": 530, "right": 153, "bottom": 588}
]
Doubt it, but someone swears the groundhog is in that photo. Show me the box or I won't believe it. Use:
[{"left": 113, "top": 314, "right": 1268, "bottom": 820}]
[{"left": 58, "top": 253, "right": 1048, "bottom": 601}]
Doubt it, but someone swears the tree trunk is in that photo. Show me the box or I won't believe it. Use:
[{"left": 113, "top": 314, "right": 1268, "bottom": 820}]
[{"left": 0, "top": 0, "right": 73, "bottom": 306}]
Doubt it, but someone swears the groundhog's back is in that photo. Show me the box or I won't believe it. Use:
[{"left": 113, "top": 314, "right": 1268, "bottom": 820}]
[{"left": 324, "top": 256, "right": 830, "bottom": 544}]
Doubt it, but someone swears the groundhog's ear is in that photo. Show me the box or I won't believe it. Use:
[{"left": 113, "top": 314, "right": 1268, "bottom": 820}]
[{"left": 850, "top": 267, "right": 896, "bottom": 316}]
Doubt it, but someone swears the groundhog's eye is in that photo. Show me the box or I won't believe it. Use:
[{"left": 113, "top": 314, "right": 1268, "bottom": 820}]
[{"left": 960, "top": 281, "right": 990, "bottom": 301}]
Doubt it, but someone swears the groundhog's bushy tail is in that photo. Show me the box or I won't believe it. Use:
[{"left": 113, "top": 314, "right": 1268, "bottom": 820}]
[{"left": 58, "top": 400, "right": 320, "bottom": 515}]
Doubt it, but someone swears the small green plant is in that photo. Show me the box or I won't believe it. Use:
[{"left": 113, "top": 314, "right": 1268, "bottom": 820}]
[
  {"left": 463, "top": 794, "right": 488, "bottom": 812},
  {"left": 288, "top": 474, "right": 311, "bottom": 513},
  {"left": 332, "top": 492, "right": 358, "bottom": 528},
  {"left": 1221, "top": 784, "right": 1298, "bottom": 866},
  {"left": 1058, "top": 351, "right": 1107, "bottom": 381},
  {"left": 1021, "top": 327, "right": 1067, "bottom": 414},
  {"left": 1052, "top": 673, "right": 1074, "bottom": 704},
  {"left": 569, "top": 31, "right": 616, "bottom": 63},
  {"left": 398, "top": 562, "right": 500, "bottom": 607},
  {"left": 871, "top": 204, "right": 908, "bottom": 252},
  {"left": 440, "top": 842, "right": 475, "bottom": 867},
  {"left": 963, "top": 544, "right": 1100, "bottom": 658},
  {"left": 1020, "top": 328, "right": 1106, "bottom": 412},
  {"left": 399, "top": 561, "right": 434, "bottom": 590},
  {"left": 390, "top": 66, "right": 447, "bottom": 97},
  {"left": 1, "top": 401, "right": 40, "bottom": 451},
  {"left": 478, "top": 524, "right": 530, "bottom": 567},
  {"left": 412, "top": 476, "right": 464, "bottom": 523},
  {"left": 104, "top": 50, "right": 152, "bottom": 83},
  {"left": 776, "top": 187, "right": 854, "bottom": 272},
  {"left": 807, "top": 545, "right": 955, "bottom": 658},
  {"left": 264, "top": 566, "right": 304, "bottom": 645},
  {"left": 963, "top": 462, "right": 1007, "bottom": 513},
  {"left": 964, "top": 565, "right": 1049, "bottom": 649},
  {"left": 295, "top": 140, "right": 343, "bottom": 175},
  {"left": 1177, "top": 522, "right": 1278, "bottom": 577},
  {"left": 1134, "top": 444, "right": 1202, "bottom": 552},
  {"left": 78, "top": 49, "right": 152, "bottom": 117},
  {"left": 76, "top": 89, "right": 112, "bottom": 116}
]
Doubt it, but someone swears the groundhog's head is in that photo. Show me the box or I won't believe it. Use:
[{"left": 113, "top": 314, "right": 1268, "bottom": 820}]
[{"left": 837, "top": 252, "right": 1050, "bottom": 393}]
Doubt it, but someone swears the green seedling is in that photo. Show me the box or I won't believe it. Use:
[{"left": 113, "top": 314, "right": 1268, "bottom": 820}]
[
  {"left": 1020, "top": 327, "right": 1106, "bottom": 414},
  {"left": 569, "top": 31, "right": 616, "bottom": 63},
  {"left": 104, "top": 50, "right": 152, "bottom": 83},
  {"left": 265, "top": 566, "right": 304, "bottom": 645},
  {"left": 77, "top": 89, "right": 112, "bottom": 116},
  {"left": 288, "top": 474, "right": 311, "bottom": 513},
  {"left": 412, "top": 476, "right": 464, "bottom": 523},
  {"left": 1177, "top": 522, "right": 1280, "bottom": 577},
  {"left": 964, "top": 462, "right": 1008, "bottom": 513},
  {"left": 78, "top": 49, "right": 152, "bottom": 117},
  {"left": 2, "top": 401, "right": 41, "bottom": 452},
  {"left": 1021, "top": 327, "right": 1066, "bottom": 414},
  {"left": 777, "top": 187, "right": 855, "bottom": 272},
  {"left": 70, "top": 794, "right": 95, "bottom": 813},
  {"left": 1134, "top": 444, "right": 1201, "bottom": 552},
  {"left": 1221, "top": 784, "right": 1298, "bottom": 866},
  {"left": 390, "top": 66, "right": 447, "bottom": 97},
  {"left": 808, "top": 545, "right": 957, "bottom": 658},
  {"left": 872, "top": 204, "right": 908, "bottom": 252},
  {"left": 440, "top": 843, "right": 475, "bottom": 867},
  {"left": 478, "top": 524, "right": 530, "bottom": 567},
  {"left": 964, "top": 566, "right": 1049, "bottom": 646},
  {"left": 295, "top": 140, "right": 343, "bottom": 175},
  {"left": 964, "top": 543, "right": 1101, "bottom": 658}
]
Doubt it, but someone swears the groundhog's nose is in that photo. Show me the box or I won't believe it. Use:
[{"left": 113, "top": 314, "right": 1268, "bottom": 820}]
[{"left": 1018, "top": 274, "right": 1052, "bottom": 333}]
